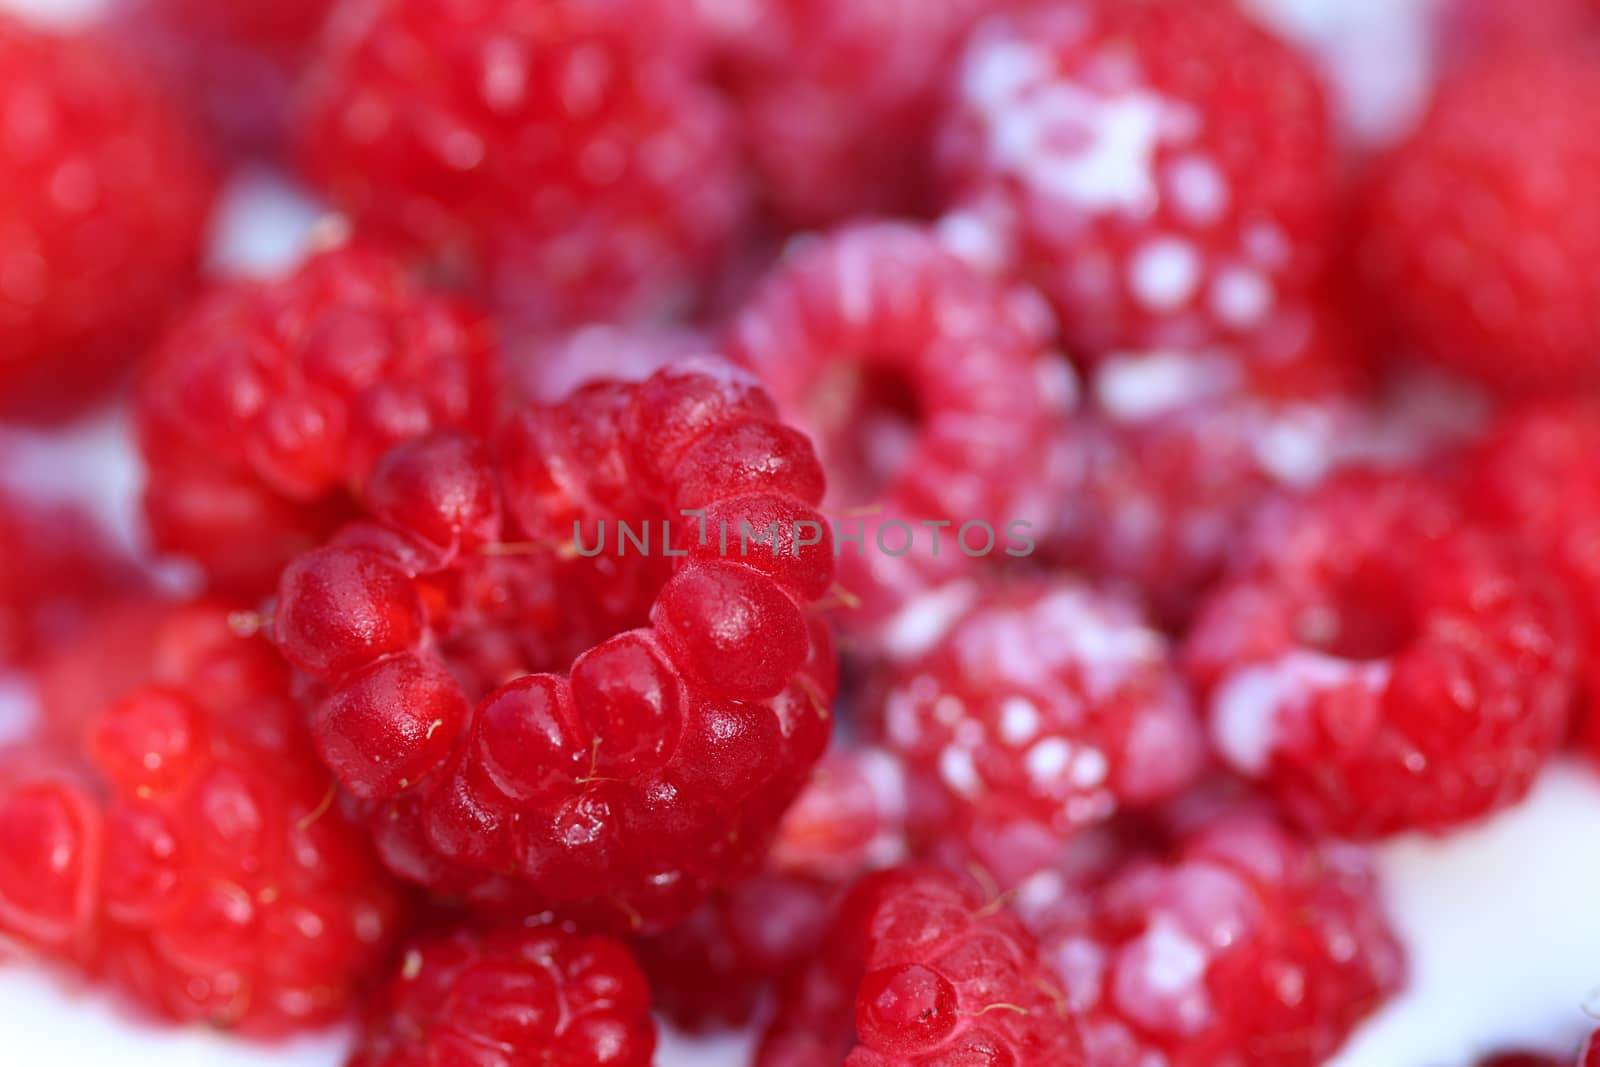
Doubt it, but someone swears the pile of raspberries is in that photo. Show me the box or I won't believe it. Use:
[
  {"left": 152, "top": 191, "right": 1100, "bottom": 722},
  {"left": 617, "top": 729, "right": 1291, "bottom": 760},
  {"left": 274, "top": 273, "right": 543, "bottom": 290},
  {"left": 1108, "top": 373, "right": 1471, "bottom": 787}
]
[{"left": 4, "top": 0, "right": 1600, "bottom": 1064}]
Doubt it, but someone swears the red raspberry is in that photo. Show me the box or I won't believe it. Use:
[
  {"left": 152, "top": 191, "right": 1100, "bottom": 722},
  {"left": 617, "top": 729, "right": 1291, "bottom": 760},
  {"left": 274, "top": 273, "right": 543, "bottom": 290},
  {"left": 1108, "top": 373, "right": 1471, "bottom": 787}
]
[
  {"left": 350, "top": 922, "right": 656, "bottom": 1067},
  {"left": 724, "top": 222, "right": 1074, "bottom": 629},
  {"left": 1469, "top": 402, "right": 1600, "bottom": 764},
  {"left": 1356, "top": 49, "right": 1600, "bottom": 392},
  {"left": 714, "top": 0, "right": 990, "bottom": 227},
  {"left": 1019, "top": 796, "right": 1405, "bottom": 1067},
  {"left": 0, "top": 488, "right": 140, "bottom": 665},
  {"left": 117, "top": 0, "right": 328, "bottom": 152},
  {"left": 634, "top": 745, "right": 909, "bottom": 1031},
  {"left": 872, "top": 578, "right": 1205, "bottom": 887},
  {"left": 0, "top": 604, "right": 405, "bottom": 1035},
  {"left": 1589, "top": 1032, "right": 1600, "bottom": 1067},
  {"left": 137, "top": 243, "right": 496, "bottom": 593},
  {"left": 937, "top": 0, "right": 1336, "bottom": 360},
  {"left": 1184, "top": 470, "right": 1578, "bottom": 838},
  {"left": 0, "top": 16, "right": 215, "bottom": 420},
  {"left": 757, "top": 866, "right": 1084, "bottom": 1067},
  {"left": 297, "top": 0, "right": 747, "bottom": 330},
  {"left": 271, "top": 364, "right": 837, "bottom": 930},
  {"left": 1051, "top": 350, "right": 1378, "bottom": 625},
  {"left": 1476, "top": 1055, "right": 1576, "bottom": 1067}
]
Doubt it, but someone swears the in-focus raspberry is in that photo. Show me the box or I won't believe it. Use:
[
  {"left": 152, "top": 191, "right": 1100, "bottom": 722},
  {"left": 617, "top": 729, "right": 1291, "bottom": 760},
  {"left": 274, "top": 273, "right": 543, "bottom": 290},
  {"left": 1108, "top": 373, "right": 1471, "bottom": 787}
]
[
  {"left": 271, "top": 364, "right": 837, "bottom": 931},
  {"left": 349, "top": 922, "right": 656, "bottom": 1067}
]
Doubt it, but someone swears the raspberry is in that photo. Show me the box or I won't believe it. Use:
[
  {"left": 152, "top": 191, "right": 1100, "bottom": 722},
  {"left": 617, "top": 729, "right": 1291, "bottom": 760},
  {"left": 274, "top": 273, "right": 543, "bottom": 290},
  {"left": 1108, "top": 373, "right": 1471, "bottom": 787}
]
[
  {"left": 1184, "top": 470, "right": 1578, "bottom": 838},
  {"left": 0, "top": 604, "right": 405, "bottom": 1035},
  {"left": 714, "top": 0, "right": 990, "bottom": 226},
  {"left": 937, "top": 0, "right": 1336, "bottom": 360},
  {"left": 1476, "top": 1054, "right": 1575, "bottom": 1067},
  {"left": 1469, "top": 402, "right": 1600, "bottom": 764},
  {"left": 634, "top": 745, "right": 909, "bottom": 1031},
  {"left": 1589, "top": 1032, "right": 1600, "bottom": 1067},
  {"left": 271, "top": 364, "right": 837, "bottom": 930},
  {"left": 350, "top": 922, "right": 656, "bottom": 1067},
  {"left": 0, "top": 16, "right": 215, "bottom": 420},
  {"left": 1356, "top": 49, "right": 1600, "bottom": 391},
  {"left": 1018, "top": 796, "right": 1405, "bottom": 1066},
  {"left": 633, "top": 871, "right": 834, "bottom": 1031},
  {"left": 1051, "top": 351, "right": 1377, "bottom": 625},
  {"left": 297, "top": 0, "right": 747, "bottom": 330},
  {"left": 137, "top": 243, "right": 496, "bottom": 593},
  {"left": 0, "top": 488, "right": 140, "bottom": 665},
  {"left": 724, "top": 222, "right": 1074, "bottom": 628},
  {"left": 872, "top": 578, "right": 1205, "bottom": 886},
  {"left": 757, "top": 866, "right": 1084, "bottom": 1067},
  {"left": 116, "top": 0, "right": 328, "bottom": 151}
]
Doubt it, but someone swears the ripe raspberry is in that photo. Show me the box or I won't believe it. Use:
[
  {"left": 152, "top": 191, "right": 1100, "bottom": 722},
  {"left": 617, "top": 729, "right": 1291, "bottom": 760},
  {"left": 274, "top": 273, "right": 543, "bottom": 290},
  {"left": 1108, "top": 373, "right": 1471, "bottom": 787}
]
[
  {"left": 937, "top": 0, "right": 1336, "bottom": 360},
  {"left": 1184, "top": 470, "right": 1578, "bottom": 838},
  {"left": 0, "top": 16, "right": 215, "bottom": 419},
  {"left": 873, "top": 578, "right": 1205, "bottom": 887},
  {"left": 757, "top": 866, "right": 1084, "bottom": 1067},
  {"left": 1051, "top": 350, "right": 1378, "bottom": 626},
  {"left": 1588, "top": 1032, "right": 1600, "bottom": 1067},
  {"left": 117, "top": 0, "right": 328, "bottom": 151},
  {"left": 350, "top": 922, "right": 656, "bottom": 1067},
  {"left": 1018, "top": 796, "right": 1405, "bottom": 1067},
  {"left": 137, "top": 243, "right": 496, "bottom": 593},
  {"left": 297, "top": 0, "right": 747, "bottom": 330},
  {"left": 633, "top": 745, "right": 909, "bottom": 1031},
  {"left": 1356, "top": 49, "right": 1600, "bottom": 391},
  {"left": 714, "top": 0, "right": 989, "bottom": 227},
  {"left": 0, "top": 604, "right": 405, "bottom": 1035},
  {"left": 1476, "top": 1054, "right": 1575, "bottom": 1067},
  {"left": 1469, "top": 402, "right": 1600, "bottom": 764},
  {"left": 0, "top": 488, "right": 140, "bottom": 665},
  {"left": 271, "top": 364, "right": 837, "bottom": 930},
  {"left": 724, "top": 222, "right": 1074, "bottom": 629}
]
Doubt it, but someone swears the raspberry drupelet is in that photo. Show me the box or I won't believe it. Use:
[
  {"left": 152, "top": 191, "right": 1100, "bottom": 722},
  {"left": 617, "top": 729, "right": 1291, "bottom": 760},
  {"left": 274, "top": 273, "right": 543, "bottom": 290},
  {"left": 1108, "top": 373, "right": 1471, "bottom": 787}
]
[
  {"left": 349, "top": 921, "right": 656, "bottom": 1067},
  {"left": 1356, "top": 48, "right": 1600, "bottom": 391},
  {"left": 0, "top": 15, "right": 215, "bottom": 420},
  {"left": 937, "top": 0, "right": 1336, "bottom": 361},
  {"left": 1470, "top": 402, "right": 1600, "bottom": 764},
  {"left": 272, "top": 363, "right": 838, "bottom": 931},
  {"left": 0, "top": 604, "right": 405, "bottom": 1035},
  {"left": 724, "top": 222, "right": 1074, "bottom": 630},
  {"left": 297, "top": 0, "right": 747, "bottom": 330},
  {"left": 757, "top": 866, "right": 1084, "bottom": 1067},
  {"left": 1017, "top": 795, "right": 1405, "bottom": 1067},
  {"left": 711, "top": 0, "right": 990, "bottom": 227},
  {"left": 872, "top": 578, "right": 1206, "bottom": 887},
  {"left": 137, "top": 244, "right": 497, "bottom": 593},
  {"left": 1184, "top": 470, "right": 1578, "bottom": 839}
]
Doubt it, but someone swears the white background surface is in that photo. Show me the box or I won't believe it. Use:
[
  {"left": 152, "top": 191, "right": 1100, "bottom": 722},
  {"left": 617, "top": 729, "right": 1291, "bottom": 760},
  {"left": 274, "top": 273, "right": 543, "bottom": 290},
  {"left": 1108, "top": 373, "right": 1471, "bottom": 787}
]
[{"left": 6, "top": 0, "right": 1600, "bottom": 1064}]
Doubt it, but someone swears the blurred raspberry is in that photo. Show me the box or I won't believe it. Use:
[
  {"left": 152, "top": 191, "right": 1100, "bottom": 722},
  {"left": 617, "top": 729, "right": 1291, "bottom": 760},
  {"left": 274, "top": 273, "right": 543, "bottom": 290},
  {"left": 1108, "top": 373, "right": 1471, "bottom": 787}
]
[
  {"left": 137, "top": 243, "right": 496, "bottom": 593},
  {"left": 0, "top": 15, "right": 215, "bottom": 419},
  {"left": 297, "top": 0, "right": 748, "bottom": 330},
  {"left": 1185, "top": 470, "right": 1578, "bottom": 838},
  {"left": 938, "top": 0, "right": 1336, "bottom": 360},
  {"left": 1357, "top": 48, "right": 1600, "bottom": 391}
]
